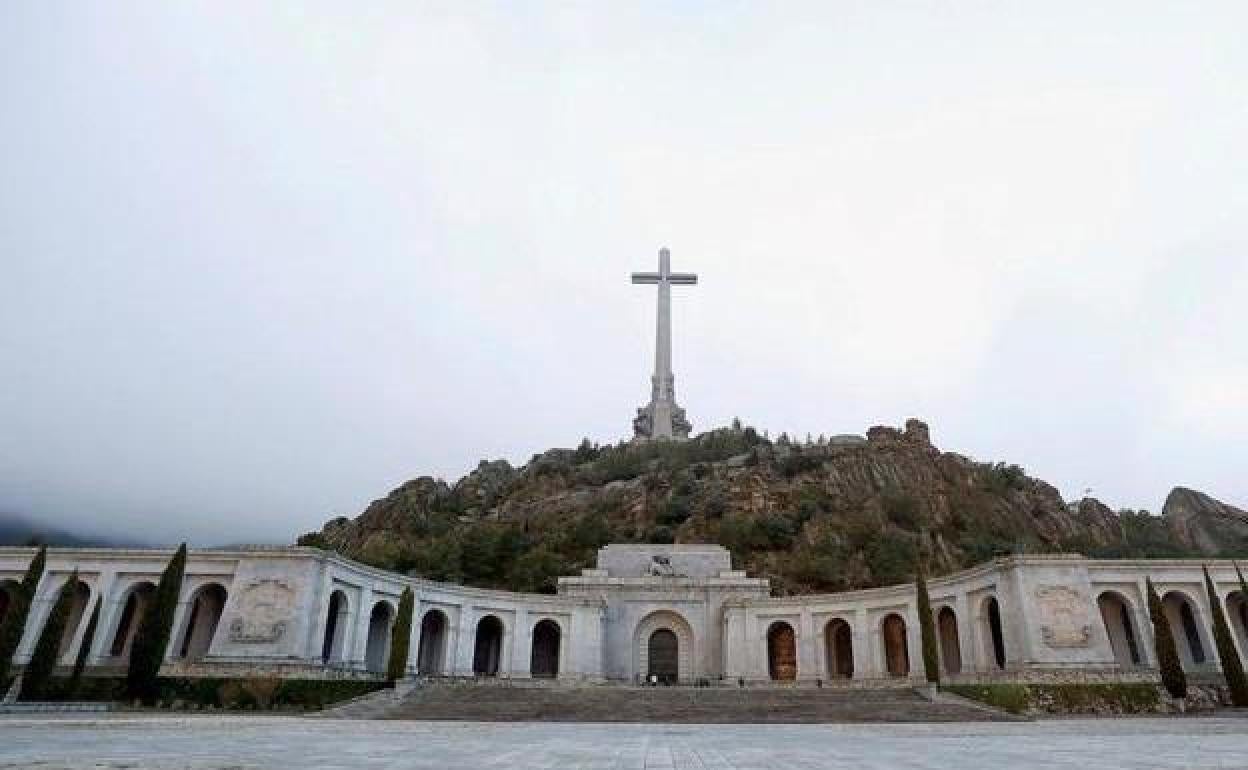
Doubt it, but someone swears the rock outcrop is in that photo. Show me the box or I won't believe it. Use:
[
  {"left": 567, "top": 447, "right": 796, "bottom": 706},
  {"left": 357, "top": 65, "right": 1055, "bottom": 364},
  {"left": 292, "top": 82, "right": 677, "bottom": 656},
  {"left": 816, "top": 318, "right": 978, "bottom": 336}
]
[
  {"left": 300, "top": 420, "right": 1243, "bottom": 594},
  {"left": 1163, "top": 487, "right": 1248, "bottom": 555}
]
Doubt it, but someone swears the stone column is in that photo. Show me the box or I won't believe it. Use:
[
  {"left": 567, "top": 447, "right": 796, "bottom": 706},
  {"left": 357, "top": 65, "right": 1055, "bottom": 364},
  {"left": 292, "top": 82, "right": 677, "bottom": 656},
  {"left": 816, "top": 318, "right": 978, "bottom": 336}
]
[
  {"left": 87, "top": 571, "right": 119, "bottom": 665},
  {"left": 454, "top": 607, "right": 476, "bottom": 676},
  {"left": 854, "top": 607, "right": 871, "bottom": 679},
  {"left": 16, "top": 572, "right": 54, "bottom": 661},
  {"left": 905, "top": 604, "right": 922, "bottom": 682},
  {"left": 163, "top": 590, "right": 194, "bottom": 664},
  {"left": 954, "top": 592, "right": 974, "bottom": 673},
  {"left": 511, "top": 608, "right": 530, "bottom": 678},
  {"left": 797, "top": 608, "right": 816, "bottom": 681},
  {"left": 351, "top": 585, "right": 374, "bottom": 669},
  {"left": 305, "top": 566, "right": 333, "bottom": 663},
  {"left": 1134, "top": 578, "right": 1155, "bottom": 667}
]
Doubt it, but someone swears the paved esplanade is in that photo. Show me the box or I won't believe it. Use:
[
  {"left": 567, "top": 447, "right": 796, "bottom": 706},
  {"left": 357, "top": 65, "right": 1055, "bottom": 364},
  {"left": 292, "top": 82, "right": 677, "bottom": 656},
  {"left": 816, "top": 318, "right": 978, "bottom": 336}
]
[
  {"left": 631, "top": 247, "right": 696, "bottom": 440},
  {"left": 2, "top": 715, "right": 1245, "bottom": 769}
]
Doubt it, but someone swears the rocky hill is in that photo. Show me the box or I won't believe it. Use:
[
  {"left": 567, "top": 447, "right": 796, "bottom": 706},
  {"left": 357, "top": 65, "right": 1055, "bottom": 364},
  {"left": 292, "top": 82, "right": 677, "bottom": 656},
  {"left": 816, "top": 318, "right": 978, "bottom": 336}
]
[{"left": 299, "top": 420, "right": 1248, "bottom": 595}]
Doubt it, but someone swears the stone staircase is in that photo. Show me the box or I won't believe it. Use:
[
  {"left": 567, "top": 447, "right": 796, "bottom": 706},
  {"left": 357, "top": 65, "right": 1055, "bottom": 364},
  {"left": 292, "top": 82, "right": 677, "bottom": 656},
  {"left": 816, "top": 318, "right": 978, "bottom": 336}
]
[{"left": 359, "top": 681, "right": 1010, "bottom": 723}]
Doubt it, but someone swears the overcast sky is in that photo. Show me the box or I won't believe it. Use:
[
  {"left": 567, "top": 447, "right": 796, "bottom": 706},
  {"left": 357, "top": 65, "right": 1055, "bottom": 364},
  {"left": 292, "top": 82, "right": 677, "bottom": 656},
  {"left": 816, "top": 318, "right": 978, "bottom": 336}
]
[{"left": 2, "top": 2, "right": 1245, "bottom": 545}]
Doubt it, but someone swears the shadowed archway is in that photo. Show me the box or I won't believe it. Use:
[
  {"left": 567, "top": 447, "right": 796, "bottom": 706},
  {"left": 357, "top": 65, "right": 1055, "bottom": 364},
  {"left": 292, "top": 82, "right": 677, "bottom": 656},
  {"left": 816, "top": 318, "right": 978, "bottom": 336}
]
[
  {"left": 530, "top": 619, "right": 561, "bottom": 679},
  {"left": 825, "top": 618, "right": 853, "bottom": 679}
]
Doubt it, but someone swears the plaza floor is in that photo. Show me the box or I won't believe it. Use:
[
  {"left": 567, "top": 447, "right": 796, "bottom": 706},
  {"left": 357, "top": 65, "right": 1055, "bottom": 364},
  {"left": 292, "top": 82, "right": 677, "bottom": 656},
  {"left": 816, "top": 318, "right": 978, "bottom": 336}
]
[{"left": 0, "top": 714, "right": 1245, "bottom": 769}]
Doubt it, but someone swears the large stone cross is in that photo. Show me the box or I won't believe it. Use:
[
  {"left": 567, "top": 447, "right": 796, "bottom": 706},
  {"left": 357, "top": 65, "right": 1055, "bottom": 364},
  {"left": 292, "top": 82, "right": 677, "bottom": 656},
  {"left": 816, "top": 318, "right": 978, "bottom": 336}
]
[{"left": 631, "top": 247, "right": 697, "bottom": 440}]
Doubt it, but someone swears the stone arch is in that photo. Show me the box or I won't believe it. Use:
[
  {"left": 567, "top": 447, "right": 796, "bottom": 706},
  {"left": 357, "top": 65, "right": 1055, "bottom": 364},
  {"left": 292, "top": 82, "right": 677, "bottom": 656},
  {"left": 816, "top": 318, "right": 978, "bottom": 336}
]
[
  {"left": 767, "top": 621, "right": 797, "bottom": 681},
  {"left": 108, "top": 581, "right": 156, "bottom": 658},
  {"left": 937, "top": 606, "right": 962, "bottom": 675},
  {"left": 1097, "top": 591, "right": 1142, "bottom": 667},
  {"left": 0, "top": 579, "right": 20, "bottom": 627},
  {"left": 176, "top": 583, "right": 228, "bottom": 662},
  {"left": 824, "top": 618, "right": 854, "bottom": 679},
  {"left": 321, "top": 590, "right": 350, "bottom": 663},
  {"left": 57, "top": 579, "right": 92, "bottom": 660},
  {"left": 365, "top": 600, "right": 396, "bottom": 674},
  {"left": 980, "top": 596, "right": 1007, "bottom": 670},
  {"left": 472, "top": 614, "right": 505, "bottom": 676},
  {"left": 634, "top": 610, "right": 694, "bottom": 685},
  {"left": 1163, "top": 590, "right": 1208, "bottom": 666},
  {"left": 416, "top": 608, "right": 449, "bottom": 675},
  {"left": 881, "top": 613, "right": 909, "bottom": 677},
  {"left": 530, "top": 618, "right": 561, "bottom": 679},
  {"left": 1226, "top": 590, "right": 1248, "bottom": 660}
]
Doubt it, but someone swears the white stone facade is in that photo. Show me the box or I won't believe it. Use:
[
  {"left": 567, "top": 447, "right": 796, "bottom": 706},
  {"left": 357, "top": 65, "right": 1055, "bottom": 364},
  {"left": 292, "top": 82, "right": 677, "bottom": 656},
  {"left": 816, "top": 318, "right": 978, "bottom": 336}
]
[{"left": 2, "top": 544, "right": 1246, "bottom": 685}]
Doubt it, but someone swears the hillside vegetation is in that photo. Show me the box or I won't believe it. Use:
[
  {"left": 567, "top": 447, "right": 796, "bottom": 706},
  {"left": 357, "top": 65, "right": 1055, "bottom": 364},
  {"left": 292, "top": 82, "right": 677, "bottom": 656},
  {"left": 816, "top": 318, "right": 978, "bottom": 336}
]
[{"left": 300, "top": 419, "right": 1248, "bottom": 595}]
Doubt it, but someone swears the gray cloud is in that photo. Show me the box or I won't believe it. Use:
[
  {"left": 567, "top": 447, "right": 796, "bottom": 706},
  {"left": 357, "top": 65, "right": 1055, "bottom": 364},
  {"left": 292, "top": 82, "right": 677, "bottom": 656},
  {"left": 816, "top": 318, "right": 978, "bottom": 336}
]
[{"left": 1, "top": 2, "right": 1244, "bottom": 544}]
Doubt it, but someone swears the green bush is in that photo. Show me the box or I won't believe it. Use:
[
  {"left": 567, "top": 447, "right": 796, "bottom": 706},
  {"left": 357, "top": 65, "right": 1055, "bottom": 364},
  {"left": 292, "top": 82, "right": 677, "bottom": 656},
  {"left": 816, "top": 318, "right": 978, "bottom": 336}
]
[
  {"left": 387, "top": 588, "right": 414, "bottom": 682},
  {"left": 1146, "top": 576, "right": 1187, "bottom": 699},
  {"left": 37, "top": 675, "right": 387, "bottom": 710},
  {"left": 0, "top": 546, "right": 46, "bottom": 685},
  {"left": 128, "top": 544, "right": 187, "bottom": 703},
  {"left": 21, "top": 570, "right": 78, "bottom": 701},
  {"left": 1204, "top": 566, "right": 1248, "bottom": 706},
  {"left": 946, "top": 684, "right": 1030, "bottom": 714},
  {"left": 916, "top": 569, "right": 939, "bottom": 684}
]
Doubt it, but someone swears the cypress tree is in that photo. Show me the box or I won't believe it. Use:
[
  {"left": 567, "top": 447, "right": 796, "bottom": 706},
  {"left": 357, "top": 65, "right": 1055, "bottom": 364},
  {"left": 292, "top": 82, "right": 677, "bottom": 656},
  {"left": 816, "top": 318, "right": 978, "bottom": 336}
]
[
  {"left": 20, "top": 570, "right": 78, "bottom": 701},
  {"left": 1146, "top": 576, "right": 1187, "bottom": 699},
  {"left": 0, "top": 546, "right": 47, "bottom": 685},
  {"left": 387, "top": 587, "right": 415, "bottom": 682},
  {"left": 1203, "top": 566, "right": 1248, "bottom": 706},
  {"left": 915, "top": 567, "right": 940, "bottom": 684},
  {"left": 127, "top": 544, "right": 187, "bottom": 703},
  {"left": 68, "top": 596, "right": 101, "bottom": 697}
]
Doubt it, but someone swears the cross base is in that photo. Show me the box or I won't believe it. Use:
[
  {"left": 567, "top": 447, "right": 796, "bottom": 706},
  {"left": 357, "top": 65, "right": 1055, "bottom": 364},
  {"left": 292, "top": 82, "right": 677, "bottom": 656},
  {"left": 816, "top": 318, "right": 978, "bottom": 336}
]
[{"left": 633, "top": 399, "right": 692, "bottom": 441}]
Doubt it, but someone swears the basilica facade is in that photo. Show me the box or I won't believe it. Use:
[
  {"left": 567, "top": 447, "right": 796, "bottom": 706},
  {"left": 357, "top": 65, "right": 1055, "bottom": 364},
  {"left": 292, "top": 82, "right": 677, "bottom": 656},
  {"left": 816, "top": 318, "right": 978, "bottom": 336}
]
[{"left": 2, "top": 543, "right": 1244, "bottom": 686}]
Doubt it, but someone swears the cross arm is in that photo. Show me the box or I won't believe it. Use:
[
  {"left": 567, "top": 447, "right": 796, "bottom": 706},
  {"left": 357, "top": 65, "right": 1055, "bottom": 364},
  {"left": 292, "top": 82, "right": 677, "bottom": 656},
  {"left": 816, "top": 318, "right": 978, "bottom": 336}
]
[
  {"left": 667, "top": 273, "right": 698, "bottom": 285},
  {"left": 631, "top": 272, "right": 661, "bottom": 284}
]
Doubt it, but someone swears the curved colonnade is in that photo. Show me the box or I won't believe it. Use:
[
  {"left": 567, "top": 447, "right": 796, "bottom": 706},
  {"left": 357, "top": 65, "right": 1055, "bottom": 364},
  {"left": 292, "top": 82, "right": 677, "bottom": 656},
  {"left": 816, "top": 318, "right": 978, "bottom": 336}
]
[{"left": 0, "top": 546, "right": 1245, "bottom": 685}]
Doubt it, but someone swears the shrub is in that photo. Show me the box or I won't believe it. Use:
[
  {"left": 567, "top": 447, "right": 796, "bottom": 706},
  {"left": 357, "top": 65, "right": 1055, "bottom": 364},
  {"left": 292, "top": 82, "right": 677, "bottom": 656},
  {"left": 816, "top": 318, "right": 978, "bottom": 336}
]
[
  {"left": 0, "top": 546, "right": 46, "bottom": 685},
  {"left": 21, "top": 570, "right": 78, "bottom": 701},
  {"left": 241, "top": 676, "right": 282, "bottom": 708},
  {"left": 1146, "top": 577, "right": 1187, "bottom": 699},
  {"left": 916, "top": 568, "right": 939, "bottom": 684},
  {"left": 128, "top": 544, "right": 187, "bottom": 704},
  {"left": 1203, "top": 566, "right": 1248, "bottom": 706},
  {"left": 387, "top": 588, "right": 414, "bottom": 681},
  {"left": 946, "top": 683, "right": 1030, "bottom": 714}
]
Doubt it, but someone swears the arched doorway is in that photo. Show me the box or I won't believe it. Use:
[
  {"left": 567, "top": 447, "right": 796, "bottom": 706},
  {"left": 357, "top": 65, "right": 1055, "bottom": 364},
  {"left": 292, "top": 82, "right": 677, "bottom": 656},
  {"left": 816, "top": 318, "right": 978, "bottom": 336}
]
[
  {"left": 767, "top": 621, "right": 797, "bottom": 680},
  {"left": 56, "top": 579, "right": 92, "bottom": 660},
  {"left": 321, "top": 590, "right": 349, "bottom": 663},
  {"left": 176, "top": 583, "right": 228, "bottom": 662},
  {"left": 634, "top": 610, "right": 694, "bottom": 685},
  {"left": 1227, "top": 591, "right": 1248, "bottom": 660},
  {"left": 1097, "top": 591, "right": 1142, "bottom": 667},
  {"left": 982, "top": 597, "right": 1006, "bottom": 670},
  {"left": 648, "top": 629, "right": 679, "bottom": 684},
  {"left": 530, "top": 619, "right": 561, "bottom": 678},
  {"left": 1163, "top": 591, "right": 1207, "bottom": 666},
  {"left": 825, "top": 619, "right": 854, "bottom": 679},
  {"left": 0, "top": 580, "right": 19, "bottom": 627},
  {"left": 365, "top": 601, "right": 395, "bottom": 674},
  {"left": 882, "top": 613, "right": 909, "bottom": 677},
  {"left": 937, "top": 607, "right": 962, "bottom": 675},
  {"left": 108, "top": 581, "right": 155, "bottom": 658},
  {"left": 416, "top": 609, "right": 448, "bottom": 675},
  {"left": 473, "top": 615, "right": 504, "bottom": 676}
]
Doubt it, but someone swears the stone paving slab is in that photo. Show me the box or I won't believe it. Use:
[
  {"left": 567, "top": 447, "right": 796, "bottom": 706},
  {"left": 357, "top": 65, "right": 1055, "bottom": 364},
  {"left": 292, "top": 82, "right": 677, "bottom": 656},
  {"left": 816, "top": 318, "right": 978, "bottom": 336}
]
[{"left": 0, "top": 714, "right": 1245, "bottom": 769}]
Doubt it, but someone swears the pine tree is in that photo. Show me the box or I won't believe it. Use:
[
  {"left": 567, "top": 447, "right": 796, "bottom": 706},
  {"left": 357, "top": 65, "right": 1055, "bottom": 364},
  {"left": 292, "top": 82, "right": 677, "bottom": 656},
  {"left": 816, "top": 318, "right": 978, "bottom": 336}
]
[
  {"left": 0, "top": 546, "right": 47, "bottom": 685},
  {"left": 127, "top": 544, "right": 187, "bottom": 703},
  {"left": 20, "top": 570, "right": 78, "bottom": 701},
  {"left": 1146, "top": 577, "right": 1187, "bottom": 699},
  {"left": 1203, "top": 566, "right": 1248, "bottom": 706},
  {"left": 387, "top": 588, "right": 415, "bottom": 682},
  {"left": 916, "top": 566, "right": 940, "bottom": 684},
  {"left": 69, "top": 596, "right": 101, "bottom": 697}
]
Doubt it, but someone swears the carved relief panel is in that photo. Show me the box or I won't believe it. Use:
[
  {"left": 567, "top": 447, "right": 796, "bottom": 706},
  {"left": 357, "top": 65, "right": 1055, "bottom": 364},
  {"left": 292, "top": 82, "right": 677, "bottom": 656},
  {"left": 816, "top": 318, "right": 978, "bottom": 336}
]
[
  {"left": 228, "top": 578, "right": 296, "bottom": 644},
  {"left": 1034, "top": 585, "right": 1091, "bottom": 648}
]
